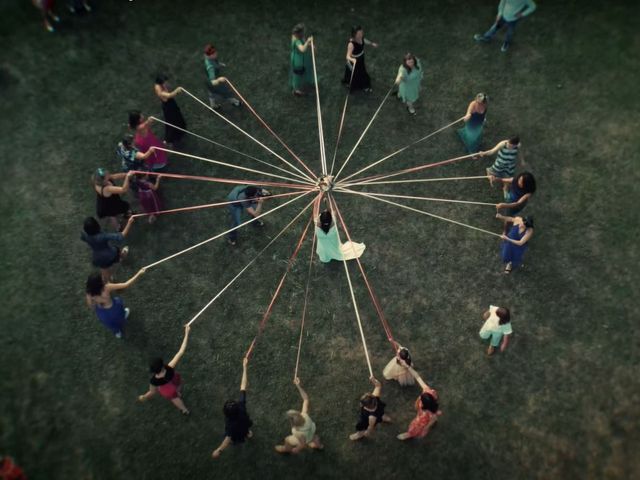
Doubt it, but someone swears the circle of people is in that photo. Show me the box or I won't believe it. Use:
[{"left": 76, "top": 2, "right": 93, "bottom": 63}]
[{"left": 80, "top": 12, "right": 537, "bottom": 458}]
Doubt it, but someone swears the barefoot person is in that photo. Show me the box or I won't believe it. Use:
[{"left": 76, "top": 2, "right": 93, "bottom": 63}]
[
  {"left": 154, "top": 74, "right": 186, "bottom": 146},
  {"left": 85, "top": 268, "right": 145, "bottom": 338},
  {"left": 212, "top": 358, "right": 253, "bottom": 458},
  {"left": 397, "top": 367, "right": 442, "bottom": 441},
  {"left": 275, "top": 377, "right": 323, "bottom": 454},
  {"left": 349, "top": 377, "right": 391, "bottom": 440},
  {"left": 138, "top": 325, "right": 192, "bottom": 415},
  {"left": 479, "top": 306, "right": 513, "bottom": 355}
]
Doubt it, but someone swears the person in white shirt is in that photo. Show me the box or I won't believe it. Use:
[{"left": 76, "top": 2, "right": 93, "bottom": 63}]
[
  {"left": 479, "top": 306, "right": 513, "bottom": 355},
  {"left": 474, "top": 0, "right": 537, "bottom": 52}
]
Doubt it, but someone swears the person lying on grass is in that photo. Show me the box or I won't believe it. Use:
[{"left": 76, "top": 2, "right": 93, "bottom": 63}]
[
  {"left": 275, "top": 377, "right": 323, "bottom": 454},
  {"left": 138, "top": 325, "right": 192, "bottom": 415},
  {"left": 349, "top": 377, "right": 391, "bottom": 440}
]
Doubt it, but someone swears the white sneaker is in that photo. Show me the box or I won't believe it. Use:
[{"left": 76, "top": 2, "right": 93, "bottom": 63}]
[
  {"left": 229, "top": 98, "right": 241, "bottom": 107},
  {"left": 124, "top": 307, "right": 130, "bottom": 319},
  {"left": 114, "top": 331, "right": 123, "bottom": 339}
]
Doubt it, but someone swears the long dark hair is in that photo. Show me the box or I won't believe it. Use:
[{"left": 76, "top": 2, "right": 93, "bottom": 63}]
[
  {"left": 319, "top": 210, "right": 332, "bottom": 234},
  {"left": 351, "top": 25, "right": 363, "bottom": 39},
  {"left": 402, "top": 53, "right": 419, "bottom": 73},
  {"left": 155, "top": 73, "right": 169, "bottom": 85},
  {"left": 516, "top": 172, "right": 536, "bottom": 194},
  {"left": 420, "top": 392, "right": 439, "bottom": 413},
  {"left": 128, "top": 110, "right": 142, "bottom": 129},
  {"left": 292, "top": 23, "right": 305, "bottom": 37},
  {"left": 398, "top": 347, "right": 412, "bottom": 366},
  {"left": 86, "top": 273, "right": 105, "bottom": 296}
]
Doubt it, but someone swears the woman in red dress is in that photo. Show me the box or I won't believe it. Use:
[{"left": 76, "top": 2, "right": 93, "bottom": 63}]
[
  {"left": 138, "top": 325, "right": 191, "bottom": 415},
  {"left": 128, "top": 111, "right": 168, "bottom": 170},
  {"left": 397, "top": 364, "right": 442, "bottom": 440}
]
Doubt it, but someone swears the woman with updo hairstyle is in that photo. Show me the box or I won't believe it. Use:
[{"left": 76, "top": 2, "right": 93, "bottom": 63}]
[
  {"left": 458, "top": 92, "right": 489, "bottom": 153},
  {"left": 313, "top": 196, "right": 365, "bottom": 262},
  {"left": 128, "top": 110, "right": 168, "bottom": 170},
  {"left": 154, "top": 74, "right": 186, "bottom": 146},
  {"left": 342, "top": 25, "right": 378, "bottom": 92}
]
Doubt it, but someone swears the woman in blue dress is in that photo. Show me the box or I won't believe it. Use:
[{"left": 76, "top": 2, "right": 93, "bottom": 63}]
[
  {"left": 85, "top": 268, "right": 146, "bottom": 338},
  {"left": 496, "top": 172, "right": 536, "bottom": 217},
  {"left": 496, "top": 214, "right": 534, "bottom": 274},
  {"left": 458, "top": 93, "right": 488, "bottom": 153}
]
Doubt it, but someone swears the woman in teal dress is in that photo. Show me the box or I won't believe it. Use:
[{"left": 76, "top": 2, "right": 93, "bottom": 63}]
[
  {"left": 314, "top": 199, "right": 365, "bottom": 263},
  {"left": 394, "top": 53, "right": 423, "bottom": 115},
  {"left": 458, "top": 93, "right": 488, "bottom": 153},
  {"left": 289, "top": 24, "right": 314, "bottom": 96}
]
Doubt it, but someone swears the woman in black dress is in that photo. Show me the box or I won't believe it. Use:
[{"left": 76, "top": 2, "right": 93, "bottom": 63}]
[
  {"left": 94, "top": 168, "right": 133, "bottom": 231},
  {"left": 342, "top": 25, "right": 378, "bottom": 92},
  {"left": 154, "top": 74, "right": 186, "bottom": 146}
]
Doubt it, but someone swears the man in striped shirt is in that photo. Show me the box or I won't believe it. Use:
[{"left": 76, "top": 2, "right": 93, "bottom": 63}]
[{"left": 474, "top": 0, "right": 537, "bottom": 52}]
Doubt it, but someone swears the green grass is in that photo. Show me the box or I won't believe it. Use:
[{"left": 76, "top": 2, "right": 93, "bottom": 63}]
[{"left": 1, "top": 1, "right": 639, "bottom": 479}]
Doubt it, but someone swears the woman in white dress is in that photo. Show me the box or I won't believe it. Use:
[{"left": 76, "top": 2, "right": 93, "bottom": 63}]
[
  {"left": 313, "top": 197, "right": 365, "bottom": 263},
  {"left": 383, "top": 345, "right": 415, "bottom": 386}
]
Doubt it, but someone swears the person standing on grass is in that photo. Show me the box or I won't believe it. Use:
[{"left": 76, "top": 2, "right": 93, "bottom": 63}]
[
  {"left": 397, "top": 366, "right": 442, "bottom": 441},
  {"left": 289, "top": 24, "right": 314, "bottom": 97},
  {"left": 382, "top": 345, "right": 415, "bottom": 386},
  {"left": 313, "top": 192, "right": 365, "bottom": 262},
  {"left": 116, "top": 135, "right": 157, "bottom": 173},
  {"left": 32, "top": 0, "right": 59, "bottom": 32},
  {"left": 349, "top": 377, "right": 391, "bottom": 441},
  {"left": 85, "top": 268, "right": 145, "bottom": 338},
  {"left": 275, "top": 377, "right": 324, "bottom": 454},
  {"left": 474, "top": 0, "right": 537, "bottom": 52},
  {"left": 458, "top": 93, "right": 488, "bottom": 153},
  {"left": 478, "top": 136, "right": 523, "bottom": 186},
  {"left": 342, "top": 26, "right": 378, "bottom": 92},
  {"left": 94, "top": 168, "right": 133, "bottom": 231},
  {"left": 496, "top": 171, "right": 536, "bottom": 218},
  {"left": 204, "top": 44, "right": 241, "bottom": 110},
  {"left": 154, "top": 75, "right": 186, "bottom": 147},
  {"left": 135, "top": 173, "right": 163, "bottom": 224},
  {"left": 81, "top": 216, "right": 134, "bottom": 282},
  {"left": 479, "top": 306, "right": 513, "bottom": 355},
  {"left": 128, "top": 111, "right": 168, "bottom": 171},
  {"left": 226, "top": 185, "right": 269, "bottom": 246},
  {"left": 394, "top": 53, "right": 423, "bottom": 115},
  {"left": 138, "top": 325, "right": 192, "bottom": 415},
  {"left": 212, "top": 358, "right": 253, "bottom": 459},
  {"left": 496, "top": 214, "right": 534, "bottom": 274}
]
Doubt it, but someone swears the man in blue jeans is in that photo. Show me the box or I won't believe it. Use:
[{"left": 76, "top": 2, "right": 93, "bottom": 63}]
[
  {"left": 226, "top": 185, "right": 269, "bottom": 246},
  {"left": 474, "top": 0, "right": 537, "bottom": 52}
]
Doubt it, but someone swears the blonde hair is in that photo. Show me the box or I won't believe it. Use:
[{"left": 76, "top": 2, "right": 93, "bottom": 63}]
[{"left": 286, "top": 410, "right": 305, "bottom": 427}]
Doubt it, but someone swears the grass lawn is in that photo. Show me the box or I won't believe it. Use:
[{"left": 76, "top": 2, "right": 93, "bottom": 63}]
[{"left": 1, "top": 0, "right": 639, "bottom": 479}]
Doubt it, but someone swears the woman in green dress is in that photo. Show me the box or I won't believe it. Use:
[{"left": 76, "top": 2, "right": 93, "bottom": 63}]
[
  {"left": 394, "top": 53, "right": 424, "bottom": 115},
  {"left": 314, "top": 197, "right": 365, "bottom": 263},
  {"left": 289, "top": 24, "right": 314, "bottom": 96},
  {"left": 457, "top": 93, "right": 488, "bottom": 153}
]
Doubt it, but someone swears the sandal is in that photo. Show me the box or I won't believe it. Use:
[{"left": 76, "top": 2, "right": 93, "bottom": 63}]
[{"left": 503, "top": 262, "right": 512, "bottom": 274}]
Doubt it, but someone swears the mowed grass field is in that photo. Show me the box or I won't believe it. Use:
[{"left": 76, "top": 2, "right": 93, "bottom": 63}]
[{"left": 1, "top": 1, "right": 639, "bottom": 479}]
